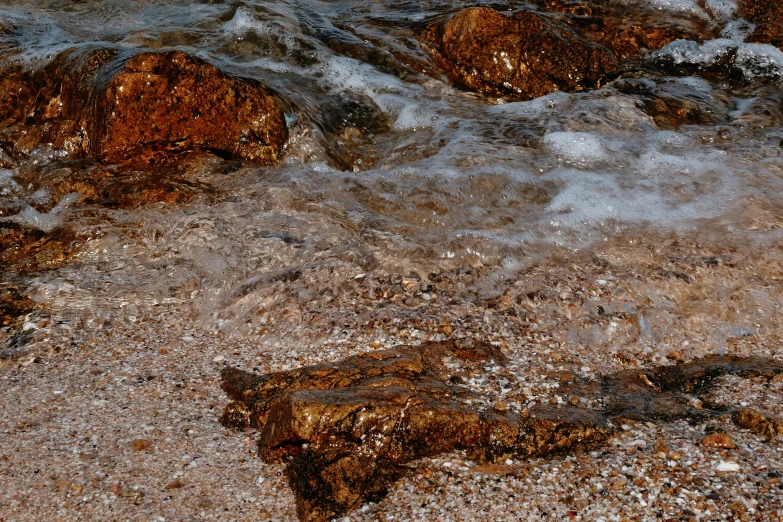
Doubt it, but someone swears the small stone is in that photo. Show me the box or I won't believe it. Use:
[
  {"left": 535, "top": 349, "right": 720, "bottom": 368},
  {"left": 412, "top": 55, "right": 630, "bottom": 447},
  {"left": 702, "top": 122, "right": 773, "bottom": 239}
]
[
  {"left": 702, "top": 432, "right": 736, "bottom": 449},
  {"left": 493, "top": 402, "right": 508, "bottom": 411},
  {"left": 159, "top": 348, "right": 168, "bottom": 355},
  {"left": 666, "top": 350, "right": 683, "bottom": 362},
  {"left": 471, "top": 464, "right": 515, "bottom": 476},
  {"left": 213, "top": 355, "right": 225, "bottom": 363},
  {"left": 165, "top": 479, "right": 184, "bottom": 489},
  {"left": 715, "top": 461, "right": 740, "bottom": 472},
  {"left": 120, "top": 488, "right": 144, "bottom": 499},
  {"left": 129, "top": 439, "right": 153, "bottom": 452}
]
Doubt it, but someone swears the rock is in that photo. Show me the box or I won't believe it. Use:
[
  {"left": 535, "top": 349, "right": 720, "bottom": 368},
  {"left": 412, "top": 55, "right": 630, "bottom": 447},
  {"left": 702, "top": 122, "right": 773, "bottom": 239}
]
[
  {"left": 526, "top": 0, "right": 708, "bottom": 61},
  {"left": 0, "top": 223, "right": 80, "bottom": 274},
  {"left": 129, "top": 439, "right": 153, "bottom": 452},
  {"left": 94, "top": 51, "right": 286, "bottom": 165},
  {"left": 612, "top": 77, "right": 733, "bottom": 129},
  {"left": 221, "top": 342, "right": 783, "bottom": 522},
  {"left": 419, "top": 7, "right": 619, "bottom": 101},
  {"left": 0, "top": 285, "right": 34, "bottom": 328},
  {"left": 715, "top": 460, "right": 740, "bottom": 472},
  {"left": 222, "top": 340, "right": 607, "bottom": 521},
  {"left": 0, "top": 48, "right": 287, "bottom": 166},
  {"left": 733, "top": 409, "right": 783, "bottom": 440},
  {"left": 737, "top": 0, "right": 783, "bottom": 49},
  {"left": 419, "top": 3, "right": 711, "bottom": 101},
  {"left": 701, "top": 432, "right": 736, "bottom": 449}
]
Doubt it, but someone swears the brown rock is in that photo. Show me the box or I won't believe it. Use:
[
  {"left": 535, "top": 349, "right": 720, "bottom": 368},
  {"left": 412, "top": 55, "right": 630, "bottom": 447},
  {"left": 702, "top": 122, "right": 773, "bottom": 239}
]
[
  {"left": 221, "top": 345, "right": 783, "bottom": 522},
  {"left": 613, "top": 77, "right": 733, "bottom": 129},
  {"left": 94, "top": 51, "right": 286, "bottom": 165},
  {"left": 129, "top": 439, "right": 153, "bottom": 452},
  {"left": 738, "top": 0, "right": 783, "bottom": 49},
  {"left": 701, "top": 432, "right": 736, "bottom": 449},
  {"left": 0, "top": 223, "right": 80, "bottom": 274},
  {"left": 733, "top": 409, "right": 783, "bottom": 440},
  {"left": 0, "top": 285, "right": 34, "bottom": 328},
  {"left": 419, "top": 7, "right": 619, "bottom": 101},
  {"left": 0, "top": 49, "right": 287, "bottom": 166},
  {"left": 527, "top": 0, "right": 708, "bottom": 61}
]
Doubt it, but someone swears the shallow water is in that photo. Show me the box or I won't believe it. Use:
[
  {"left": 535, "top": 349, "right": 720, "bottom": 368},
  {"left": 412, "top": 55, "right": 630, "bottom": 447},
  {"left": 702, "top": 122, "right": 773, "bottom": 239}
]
[{"left": 1, "top": 0, "right": 783, "bottom": 343}]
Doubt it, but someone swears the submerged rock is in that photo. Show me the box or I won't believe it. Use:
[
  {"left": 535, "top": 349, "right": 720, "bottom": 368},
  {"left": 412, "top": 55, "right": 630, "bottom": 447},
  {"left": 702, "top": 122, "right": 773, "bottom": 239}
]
[
  {"left": 526, "top": 0, "right": 707, "bottom": 61},
  {"left": 419, "top": 7, "right": 619, "bottom": 101},
  {"left": 221, "top": 341, "right": 783, "bottom": 522},
  {"left": 0, "top": 223, "right": 80, "bottom": 273},
  {"left": 0, "top": 284, "right": 34, "bottom": 328},
  {"left": 0, "top": 49, "right": 288, "bottom": 166}
]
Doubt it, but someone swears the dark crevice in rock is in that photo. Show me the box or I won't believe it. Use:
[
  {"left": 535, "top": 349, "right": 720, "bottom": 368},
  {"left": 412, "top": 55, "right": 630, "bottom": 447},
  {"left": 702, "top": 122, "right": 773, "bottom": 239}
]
[{"left": 220, "top": 340, "right": 783, "bottom": 521}]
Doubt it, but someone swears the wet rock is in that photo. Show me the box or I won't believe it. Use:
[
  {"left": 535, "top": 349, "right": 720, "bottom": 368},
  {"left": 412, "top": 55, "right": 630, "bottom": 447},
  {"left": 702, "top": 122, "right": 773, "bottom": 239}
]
[
  {"left": 221, "top": 342, "right": 783, "bottom": 522},
  {"left": 419, "top": 3, "right": 710, "bottom": 101},
  {"left": 419, "top": 7, "right": 619, "bottom": 101},
  {"left": 95, "top": 51, "right": 286, "bottom": 165},
  {"left": 527, "top": 0, "right": 708, "bottom": 61},
  {"left": 733, "top": 409, "right": 783, "bottom": 440},
  {"left": 0, "top": 285, "right": 34, "bottom": 328},
  {"left": 13, "top": 161, "right": 214, "bottom": 209},
  {"left": 737, "top": 0, "right": 783, "bottom": 49},
  {"left": 0, "top": 49, "right": 287, "bottom": 166},
  {"left": 701, "top": 432, "right": 736, "bottom": 449},
  {"left": 613, "top": 77, "right": 733, "bottom": 128},
  {"left": 0, "top": 223, "right": 80, "bottom": 273}
]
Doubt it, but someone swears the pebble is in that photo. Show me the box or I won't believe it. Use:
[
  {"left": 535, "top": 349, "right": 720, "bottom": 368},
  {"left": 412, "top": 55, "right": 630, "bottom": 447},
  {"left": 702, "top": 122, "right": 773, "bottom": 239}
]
[
  {"left": 129, "top": 439, "right": 153, "bottom": 452},
  {"left": 715, "top": 461, "right": 740, "bottom": 472},
  {"left": 212, "top": 355, "right": 225, "bottom": 362},
  {"left": 701, "top": 432, "right": 736, "bottom": 449}
]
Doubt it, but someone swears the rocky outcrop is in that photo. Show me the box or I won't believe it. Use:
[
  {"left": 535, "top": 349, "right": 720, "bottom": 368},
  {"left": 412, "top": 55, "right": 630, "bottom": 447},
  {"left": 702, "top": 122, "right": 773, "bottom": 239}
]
[
  {"left": 221, "top": 340, "right": 783, "bottom": 522},
  {"left": 419, "top": 8, "right": 619, "bottom": 101},
  {"left": 419, "top": 2, "right": 710, "bottom": 101},
  {"left": 738, "top": 0, "right": 783, "bottom": 49},
  {"left": 0, "top": 49, "right": 287, "bottom": 166}
]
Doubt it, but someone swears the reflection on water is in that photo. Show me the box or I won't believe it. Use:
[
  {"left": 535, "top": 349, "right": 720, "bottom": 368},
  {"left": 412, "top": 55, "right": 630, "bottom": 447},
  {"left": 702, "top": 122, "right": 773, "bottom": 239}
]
[{"left": 1, "top": 0, "right": 783, "bottom": 351}]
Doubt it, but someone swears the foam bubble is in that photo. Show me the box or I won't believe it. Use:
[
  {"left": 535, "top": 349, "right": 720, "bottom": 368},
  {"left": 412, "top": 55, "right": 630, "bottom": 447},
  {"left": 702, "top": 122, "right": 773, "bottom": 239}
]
[{"left": 543, "top": 132, "right": 607, "bottom": 165}]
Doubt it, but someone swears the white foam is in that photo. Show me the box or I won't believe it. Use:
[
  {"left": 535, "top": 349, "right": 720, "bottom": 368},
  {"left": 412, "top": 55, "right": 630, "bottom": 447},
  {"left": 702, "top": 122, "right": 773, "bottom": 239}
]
[
  {"left": 632, "top": 0, "right": 708, "bottom": 17},
  {"left": 655, "top": 39, "right": 783, "bottom": 79},
  {"left": 720, "top": 19, "right": 756, "bottom": 42},
  {"left": 543, "top": 132, "right": 607, "bottom": 165},
  {"left": 0, "top": 169, "right": 20, "bottom": 195},
  {"left": 2, "top": 193, "right": 80, "bottom": 232},
  {"left": 704, "top": 0, "right": 737, "bottom": 19},
  {"left": 539, "top": 129, "right": 739, "bottom": 233}
]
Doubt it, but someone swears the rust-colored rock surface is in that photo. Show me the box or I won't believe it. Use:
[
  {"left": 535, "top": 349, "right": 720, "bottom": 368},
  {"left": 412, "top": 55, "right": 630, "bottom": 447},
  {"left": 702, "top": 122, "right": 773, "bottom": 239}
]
[
  {"left": 527, "top": 0, "right": 707, "bottom": 61},
  {"left": 0, "top": 49, "right": 287, "bottom": 166},
  {"left": 94, "top": 51, "right": 287, "bottom": 165},
  {"left": 0, "top": 223, "right": 80, "bottom": 273},
  {"left": 0, "top": 285, "right": 35, "bottom": 328},
  {"left": 419, "top": 3, "right": 711, "bottom": 101},
  {"left": 419, "top": 7, "right": 619, "bottom": 101},
  {"left": 738, "top": 0, "right": 783, "bottom": 49},
  {"left": 733, "top": 409, "right": 783, "bottom": 440},
  {"left": 221, "top": 342, "right": 783, "bottom": 522}
]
